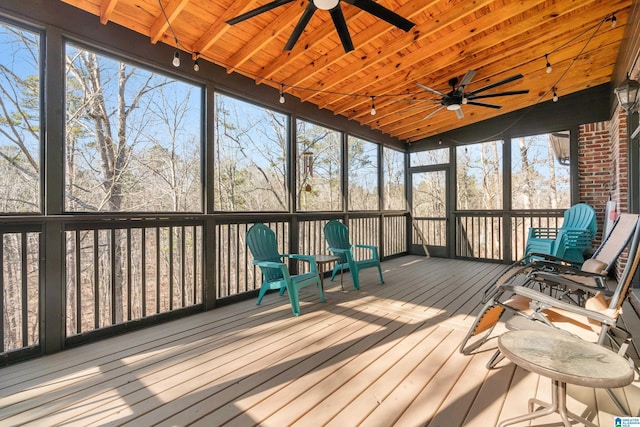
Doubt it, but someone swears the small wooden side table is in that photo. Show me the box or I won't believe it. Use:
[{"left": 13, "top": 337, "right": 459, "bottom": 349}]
[
  {"left": 497, "top": 329, "right": 634, "bottom": 427},
  {"left": 313, "top": 254, "right": 342, "bottom": 290}
]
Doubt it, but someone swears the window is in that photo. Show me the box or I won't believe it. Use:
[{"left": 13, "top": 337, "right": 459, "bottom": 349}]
[
  {"left": 0, "top": 22, "right": 41, "bottom": 213},
  {"left": 383, "top": 147, "right": 405, "bottom": 210},
  {"left": 213, "top": 93, "right": 288, "bottom": 211},
  {"left": 410, "top": 148, "right": 449, "bottom": 167},
  {"left": 511, "top": 132, "right": 570, "bottom": 209},
  {"left": 348, "top": 136, "right": 379, "bottom": 210},
  {"left": 65, "top": 44, "right": 202, "bottom": 212},
  {"left": 296, "top": 119, "right": 342, "bottom": 211},
  {"left": 456, "top": 141, "right": 503, "bottom": 210}
]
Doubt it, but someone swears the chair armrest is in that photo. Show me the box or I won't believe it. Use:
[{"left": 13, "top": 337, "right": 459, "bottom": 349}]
[
  {"left": 253, "top": 260, "right": 287, "bottom": 269},
  {"left": 283, "top": 253, "right": 314, "bottom": 262},
  {"left": 528, "top": 227, "right": 560, "bottom": 239},
  {"left": 528, "top": 271, "right": 612, "bottom": 295},
  {"left": 282, "top": 253, "right": 319, "bottom": 273},
  {"left": 327, "top": 247, "right": 351, "bottom": 255},
  {"left": 503, "top": 284, "right": 617, "bottom": 325},
  {"left": 523, "top": 253, "right": 575, "bottom": 265},
  {"left": 354, "top": 244, "right": 379, "bottom": 258}
]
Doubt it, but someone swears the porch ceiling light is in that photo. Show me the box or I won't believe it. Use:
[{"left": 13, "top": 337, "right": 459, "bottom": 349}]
[{"left": 614, "top": 73, "right": 640, "bottom": 113}]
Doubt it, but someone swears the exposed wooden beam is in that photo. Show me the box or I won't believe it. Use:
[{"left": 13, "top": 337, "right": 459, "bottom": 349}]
[
  {"left": 150, "top": 0, "right": 190, "bottom": 45},
  {"left": 225, "top": 1, "right": 326, "bottom": 75},
  {"left": 192, "top": 1, "right": 265, "bottom": 58},
  {"left": 99, "top": 0, "right": 118, "bottom": 24}
]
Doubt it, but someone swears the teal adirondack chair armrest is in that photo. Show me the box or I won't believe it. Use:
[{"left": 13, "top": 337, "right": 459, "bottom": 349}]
[
  {"left": 327, "top": 246, "right": 351, "bottom": 256},
  {"left": 528, "top": 227, "right": 560, "bottom": 240},
  {"left": 282, "top": 253, "right": 319, "bottom": 273},
  {"left": 253, "top": 259, "right": 291, "bottom": 278},
  {"left": 353, "top": 244, "right": 379, "bottom": 259}
]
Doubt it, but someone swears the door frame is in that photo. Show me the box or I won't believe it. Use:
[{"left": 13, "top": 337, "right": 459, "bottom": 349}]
[{"left": 408, "top": 165, "right": 451, "bottom": 258}]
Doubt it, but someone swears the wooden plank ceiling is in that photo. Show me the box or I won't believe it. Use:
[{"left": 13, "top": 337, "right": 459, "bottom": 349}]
[{"left": 60, "top": 0, "right": 632, "bottom": 143}]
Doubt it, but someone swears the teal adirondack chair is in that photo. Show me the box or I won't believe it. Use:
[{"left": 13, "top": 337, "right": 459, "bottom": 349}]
[
  {"left": 246, "top": 223, "right": 325, "bottom": 316},
  {"left": 323, "top": 220, "right": 384, "bottom": 290},
  {"left": 524, "top": 203, "right": 597, "bottom": 265}
]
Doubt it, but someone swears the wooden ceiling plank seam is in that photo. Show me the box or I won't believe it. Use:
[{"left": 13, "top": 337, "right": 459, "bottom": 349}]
[
  {"left": 99, "top": 0, "right": 119, "bottom": 25},
  {"left": 293, "top": 0, "right": 495, "bottom": 103},
  {"left": 330, "top": 0, "right": 615, "bottom": 117},
  {"left": 256, "top": 0, "right": 438, "bottom": 86},
  {"left": 149, "top": 0, "right": 190, "bottom": 45}
]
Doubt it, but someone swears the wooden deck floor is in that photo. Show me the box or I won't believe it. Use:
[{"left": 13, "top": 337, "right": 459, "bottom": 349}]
[{"left": 1, "top": 256, "right": 639, "bottom": 426}]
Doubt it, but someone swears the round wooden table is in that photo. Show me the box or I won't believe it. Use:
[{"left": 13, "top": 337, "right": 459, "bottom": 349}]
[{"left": 497, "top": 329, "right": 634, "bottom": 427}]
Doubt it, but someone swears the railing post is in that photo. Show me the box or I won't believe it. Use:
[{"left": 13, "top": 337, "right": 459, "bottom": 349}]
[
  {"left": 203, "top": 216, "right": 217, "bottom": 310},
  {"left": 42, "top": 219, "right": 65, "bottom": 354}
]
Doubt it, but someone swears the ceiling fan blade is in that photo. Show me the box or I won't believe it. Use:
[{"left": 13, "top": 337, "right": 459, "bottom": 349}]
[
  {"left": 467, "top": 90, "right": 529, "bottom": 100},
  {"left": 417, "top": 83, "right": 446, "bottom": 97},
  {"left": 466, "top": 74, "right": 524, "bottom": 96},
  {"left": 424, "top": 105, "right": 445, "bottom": 120},
  {"left": 466, "top": 101, "right": 502, "bottom": 109},
  {"left": 284, "top": 2, "right": 317, "bottom": 50},
  {"left": 346, "top": 0, "right": 416, "bottom": 32},
  {"left": 455, "top": 108, "right": 464, "bottom": 119},
  {"left": 330, "top": 6, "right": 354, "bottom": 52},
  {"left": 458, "top": 70, "right": 477, "bottom": 89},
  {"left": 227, "top": 0, "right": 296, "bottom": 25}
]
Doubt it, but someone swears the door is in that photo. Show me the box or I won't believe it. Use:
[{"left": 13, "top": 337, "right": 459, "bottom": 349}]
[{"left": 410, "top": 169, "right": 449, "bottom": 257}]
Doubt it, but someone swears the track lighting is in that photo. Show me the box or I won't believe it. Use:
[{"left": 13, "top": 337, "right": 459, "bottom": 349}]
[
  {"left": 545, "top": 54, "right": 552, "bottom": 74},
  {"left": 370, "top": 96, "right": 376, "bottom": 116},
  {"left": 279, "top": 84, "right": 286, "bottom": 104},
  {"left": 172, "top": 50, "right": 180, "bottom": 67}
]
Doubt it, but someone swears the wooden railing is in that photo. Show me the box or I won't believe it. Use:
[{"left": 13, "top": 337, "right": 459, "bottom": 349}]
[{"left": 1, "top": 209, "right": 565, "bottom": 363}]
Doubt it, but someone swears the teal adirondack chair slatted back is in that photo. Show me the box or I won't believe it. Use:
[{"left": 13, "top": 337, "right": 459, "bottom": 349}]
[
  {"left": 323, "top": 220, "right": 384, "bottom": 290},
  {"left": 246, "top": 223, "right": 324, "bottom": 316},
  {"left": 323, "top": 220, "right": 351, "bottom": 264},
  {"left": 246, "top": 223, "right": 284, "bottom": 282},
  {"left": 524, "top": 203, "right": 597, "bottom": 265}
]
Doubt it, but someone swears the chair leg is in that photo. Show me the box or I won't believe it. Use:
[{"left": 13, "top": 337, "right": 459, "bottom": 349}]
[
  {"left": 351, "top": 265, "right": 360, "bottom": 290},
  {"left": 486, "top": 350, "right": 504, "bottom": 369},
  {"left": 287, "top": 285, "right": 301, "bottom": 316},
  {"left": 377, "top": 263, "right": 384, "bottom": 284},
  {"left": 317, "top": 278, "right": 326, "bottom": 303},
  {"left": 459, "top": 303, "right": 505, "bottom": 355},
  {"left": 256, "top": 284, "right": 269, "bottom": 305}
]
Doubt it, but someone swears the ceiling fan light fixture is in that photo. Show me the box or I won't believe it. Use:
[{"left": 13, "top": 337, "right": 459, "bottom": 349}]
[
  {"left": 447, "top": 104, "right": 462, "bottom": 111},
  {"left": 314, "top": 0, "right": 339, "bottom": 10}
]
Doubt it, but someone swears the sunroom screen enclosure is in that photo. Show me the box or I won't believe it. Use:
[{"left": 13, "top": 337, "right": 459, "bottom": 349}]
[{"left": 0, "top": 3, "right": 618, "bottom": 365}]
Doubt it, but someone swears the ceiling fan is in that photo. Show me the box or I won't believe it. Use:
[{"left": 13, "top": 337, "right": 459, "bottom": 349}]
[
  {"left": 226, "top": 0, "right": 415, "bottom": 53},
  {"left": 415, "top": 70, "right": 530, "bottom": 119}
]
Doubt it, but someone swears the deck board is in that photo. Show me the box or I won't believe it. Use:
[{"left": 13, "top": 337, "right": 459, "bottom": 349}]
[{"left": 0, "top": 256, "right": 638, "bottom": 426}]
